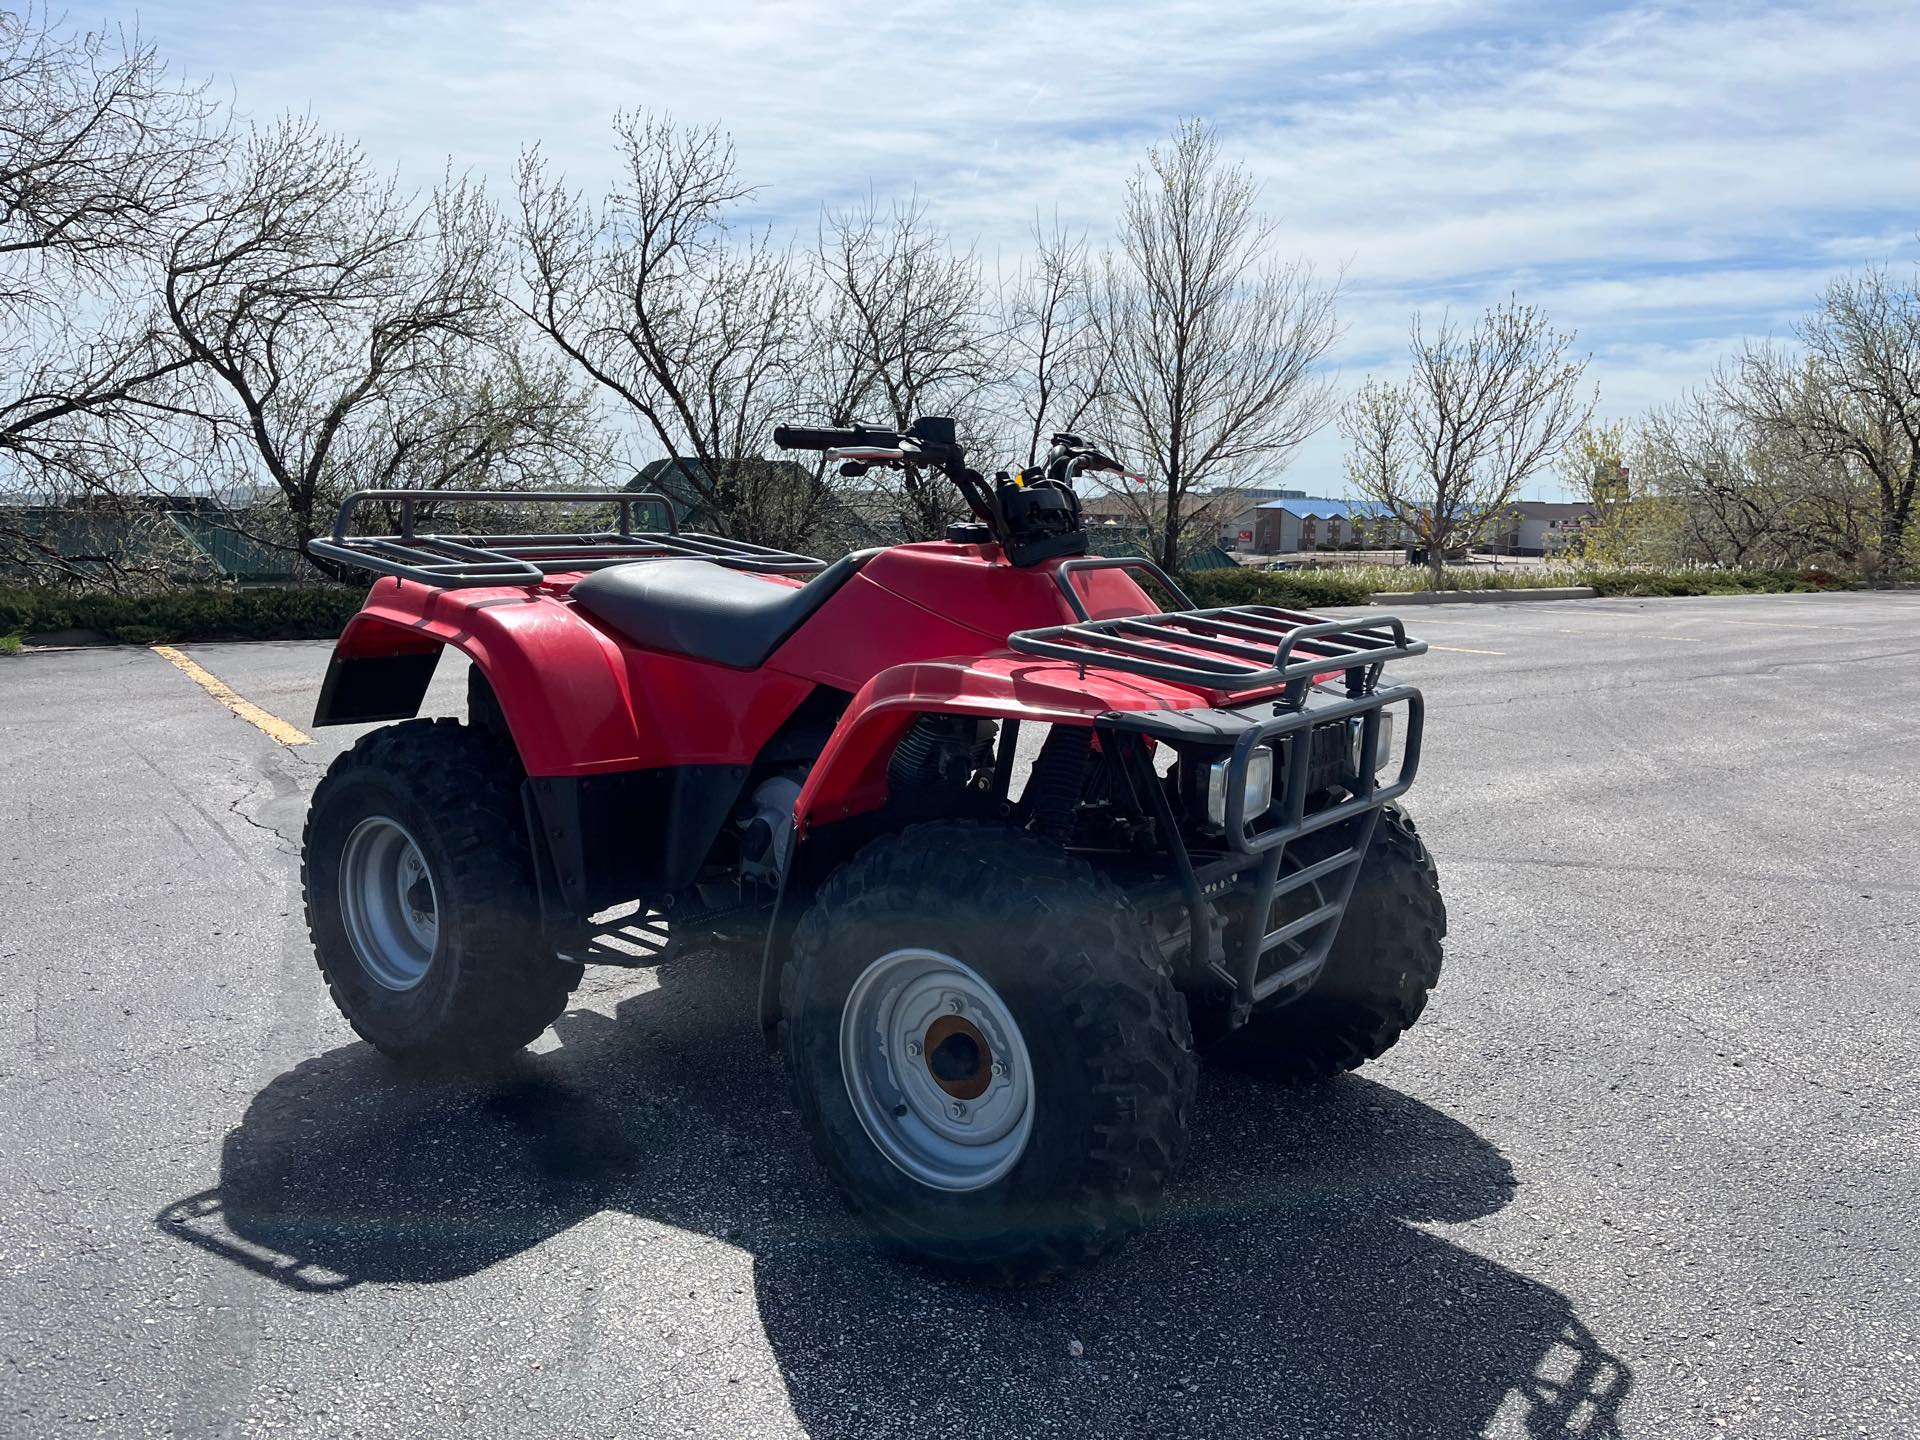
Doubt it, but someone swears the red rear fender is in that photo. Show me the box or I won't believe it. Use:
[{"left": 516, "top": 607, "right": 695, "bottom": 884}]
[{"left": 315, "top": 579, "right": 642, "bottom": 776}]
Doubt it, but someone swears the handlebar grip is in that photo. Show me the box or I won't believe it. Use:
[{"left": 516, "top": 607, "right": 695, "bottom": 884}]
[{"left": 775, "top": 425, "right": 873, "bottom": 451}]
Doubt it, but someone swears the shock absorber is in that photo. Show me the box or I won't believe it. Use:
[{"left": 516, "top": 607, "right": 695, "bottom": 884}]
[
  {"left": 1025, "top": 725, "right": 1092, "bottom": 840},
  {"left": 888, "top": 715, "right": 997, "bottom": 799}
]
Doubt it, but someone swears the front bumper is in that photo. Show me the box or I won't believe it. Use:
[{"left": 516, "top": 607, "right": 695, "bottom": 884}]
[{"left": 1096, "top": 679, "right": 1424, "bottom": 1022}]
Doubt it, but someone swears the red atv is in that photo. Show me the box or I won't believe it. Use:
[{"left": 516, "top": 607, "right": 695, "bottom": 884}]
[{"left": 301, "top": 417, "right": 1445, "bottom": 1281}]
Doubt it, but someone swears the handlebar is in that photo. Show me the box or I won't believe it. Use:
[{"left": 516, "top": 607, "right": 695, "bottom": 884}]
[
  {"left": 773, "top": 414, "right": 1107, "bottom": 566},
  {"left": 772, "top": 424, "right": 898, "bottom": 452}
]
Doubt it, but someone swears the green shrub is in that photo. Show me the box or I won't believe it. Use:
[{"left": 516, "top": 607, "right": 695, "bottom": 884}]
[
  {"left": 0, "top": 585, "right": 366, "bottom": 643},
  {"left": 1583, "top": 567, "right": 1847, "bottom": 598},
  {"left": 1180, "top": 567, "right": 1378, "bottom": 609},
  {"left": 0, "top": 559, "right": 1859, "bottom": 652},
  {"left": 1184, "top": 563, "right": 1853, "bottom": 607}
]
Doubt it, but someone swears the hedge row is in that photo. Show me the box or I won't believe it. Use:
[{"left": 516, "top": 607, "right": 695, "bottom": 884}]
[
  {"left": 1178, "top": 567, "right": 1378, "bottom": 608},
  {"left": 1179, "top": 565, "right": 1852, "bottom": 607},
  {"left": 0, "top": 564, "right": 1863, "bottom": 649},
  {"left": 0, "top": 585, "right": 366, "bottom": 645},
  {"left": 1581, "top": 568, "right": 1849, "bottom": 597}
]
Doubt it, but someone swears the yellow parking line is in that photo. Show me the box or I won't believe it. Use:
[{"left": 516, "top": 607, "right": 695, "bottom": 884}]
[
  {"left": 1429, "top": 644, "right": 1506, "bottom": 655},
  {"left": 152, "top": 645, "right": 312, "bottom": 746}
]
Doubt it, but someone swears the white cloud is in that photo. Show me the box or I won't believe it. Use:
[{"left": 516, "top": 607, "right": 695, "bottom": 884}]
[{"left": 143, "top": 0, "right": 1920, "bottom": 495}]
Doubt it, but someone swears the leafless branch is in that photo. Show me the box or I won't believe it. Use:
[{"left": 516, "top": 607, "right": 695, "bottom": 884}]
[
  {"left": 514, "top": 112, "right": 830, "bottom": 549},
  {"left": 166, "top": 118, "right": 590, "bottom": 554},
  {"left": 1343, "top": 297, "right": 1592, "bottom": 586},
  {"left": 1728, "top": 263, "right": 1920, "bottom": 570},
  {"left": 1, "top": 5, "right": 229, "bottom": 564},
  {"left": 814, "top": 191, "right": 997, "bottom": 539},
  {"left": 1089, "top": 120, "right": 1339, "bottom": 570}
]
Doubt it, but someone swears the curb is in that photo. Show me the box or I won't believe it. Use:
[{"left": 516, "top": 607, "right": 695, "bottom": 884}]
[
  {"left": 1368, "top": 586, "right": 1599, "bottom": 606},
  {"left": 21, "top": 627, "right": 114, "bottom": 646}
]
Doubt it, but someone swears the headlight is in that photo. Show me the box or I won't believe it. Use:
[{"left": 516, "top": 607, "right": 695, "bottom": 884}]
[
  {"left": 1348, "top": 712, "right": 1395, "bottom": 777},
  {"left": 1205, "top": 745, "right": 1274, "bottom": 829}
]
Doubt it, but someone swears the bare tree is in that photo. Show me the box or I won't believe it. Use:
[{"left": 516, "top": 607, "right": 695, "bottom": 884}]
[
  {"left": 815, "top": 192, "right": 997, "bottom": 539},
  {"left": 1635, "top": 391, "right": 1798, "bottom": 567},
  {"left": 1729, "top": 264, "right": 1919, "bottom": 572},
  {"left": 164, "top": 118, "right": 590, "bottom": 556},
  {"left": 1635, "top": 383, "right": 1873, "bottom": 571},
  {"left": 2, "top": 7, "right": 228, "bottom": 576},
  {"left": 996, "top": 216, "right": 1106, "bottom": 471},
  {"left": 1, "top": 8, "right": 224, "bottom": 287},
  {"left": 515, "top": 113, "right": 833, "bottom": 549},
  {"left": 1090, "top": 120, "right": 1339, "bottom": 572},
  {"left": 1343, "top": 299, "right": 1593, "bottom": 587}
]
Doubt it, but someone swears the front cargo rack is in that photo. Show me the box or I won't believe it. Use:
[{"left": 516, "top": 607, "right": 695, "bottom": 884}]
[
  {"left": 306, "top": 489, "right": 825, "bottom": 588},
  {"left": 1009, "top": 602, "right": 1426, "bottom": 697}
]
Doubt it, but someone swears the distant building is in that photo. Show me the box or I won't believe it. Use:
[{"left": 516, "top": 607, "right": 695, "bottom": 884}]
[
  {"left": 1084, "top": 520, "right": 1237, "bottom": 571},
  {"left": 805, "top": 487, "right": 910, "bottom": 555},
  {"left": 1247, "top": 496, "right": 1597, "bottom": 557},
  {"left": 0, "top": 493, "right": 299, "bottom": 584},
  {"left": 1077, "top": 484, "right": 1309, "bottom": 551},
  {"left": 1251, "top": 499, "right": 1412, "bottom": 554},
  {"left": 1077, "top": 491, "right": 1223, "bottom": 527},
  {"left": 1217, "top": 486, "right": 1312, "bottom": 548},
  {"left": 1483, "top": 502, "right": 1595, "bottom": 556},
  {"left": 624, "top": 457, "right": 814, "bottom": 533}
]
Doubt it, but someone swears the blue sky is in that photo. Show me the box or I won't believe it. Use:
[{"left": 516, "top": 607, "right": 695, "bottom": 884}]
[{"left": 136, "top": 0, "right": 1920, "bottom": 497}]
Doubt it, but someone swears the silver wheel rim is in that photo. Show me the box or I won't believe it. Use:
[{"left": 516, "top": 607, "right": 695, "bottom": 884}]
[
  {"left": 339, "top": 815, "right": 439, "bottom": 991},
  {"left": 839, "top": 948, "right": 1035, "bottom": 1193}
]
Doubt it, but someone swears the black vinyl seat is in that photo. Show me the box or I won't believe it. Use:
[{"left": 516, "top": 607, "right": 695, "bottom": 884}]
[{"left": 570, "top": 552, "right": 876, "bottom": 669}]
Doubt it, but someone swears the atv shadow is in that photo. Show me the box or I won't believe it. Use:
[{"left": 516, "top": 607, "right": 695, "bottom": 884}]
[{"left": 158, "top": 948, "right": 1631, "bottom": 1438}]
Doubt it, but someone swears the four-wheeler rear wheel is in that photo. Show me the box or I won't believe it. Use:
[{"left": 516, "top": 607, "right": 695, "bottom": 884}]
[
  {"left": 782, "top": 821, "right": 1196, "bottom": 1283},
  {"left": 302, "top": 718, "right": 580, "bottom": 1067},
  {"left": 1203, "top": 803, "right": 1446, "bottom": 1084}
]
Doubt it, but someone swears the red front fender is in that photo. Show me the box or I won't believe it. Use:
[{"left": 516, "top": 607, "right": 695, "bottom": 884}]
[{"left": 793, "top": 651, "right": 1209, "bottom": 832}]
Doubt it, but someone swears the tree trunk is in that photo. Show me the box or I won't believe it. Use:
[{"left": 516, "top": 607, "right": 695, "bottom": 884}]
[
  {"left": 1160, "top": 425, "right": 1184, "bottom": 574},
  {"left": 1159, "top": 495, "right": 1181, "bottom": 575},
  {"left": 1880, "top": 489, "right": 1904, "bottom": 575}
]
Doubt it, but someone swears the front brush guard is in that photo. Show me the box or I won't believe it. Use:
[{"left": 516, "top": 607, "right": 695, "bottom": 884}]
[{"left": 1097, "top": 678, "right": 1424, "bottom": 1026}]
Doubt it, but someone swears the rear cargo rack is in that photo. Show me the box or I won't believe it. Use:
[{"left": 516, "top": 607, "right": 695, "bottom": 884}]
[
  {"left": 1008, "top": 602, "right": 1426, "bottom": 698},
  {"left": 307, "top": 489, "right": 825, "bottom": 588}
]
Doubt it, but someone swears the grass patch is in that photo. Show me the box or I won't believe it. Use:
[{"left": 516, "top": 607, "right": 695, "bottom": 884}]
[
  {"left": 1186, "top": 562, "right": 1854, "bottom": 606},
  {"left": 0, "top": 585, "right": 366, "bottom": 644},
  {"left": 1180, "top": 563, "right": 1589, "bottom": 606},
  {"left": 0, "top": 632, "right": 22, "bottom": 656},
  {"left": 1308, "top": 564, "right": 1594, "bottom": 593}
]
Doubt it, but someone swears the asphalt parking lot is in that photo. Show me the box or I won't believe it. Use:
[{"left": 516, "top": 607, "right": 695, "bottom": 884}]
[{"left": 2, "top": 591, "right": 1916, "bottom": 1439}]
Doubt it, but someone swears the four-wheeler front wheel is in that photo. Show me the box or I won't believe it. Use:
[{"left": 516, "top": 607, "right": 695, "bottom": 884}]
[
  {"left": 783, "top": 821, "right": 1196, "bottom": 1283},
  {"left": 302, "top": 718, "right": 580, "bottom": 1067},
  {"left": 838, "top": 947, "right": 1037, "bottom": 1193}
]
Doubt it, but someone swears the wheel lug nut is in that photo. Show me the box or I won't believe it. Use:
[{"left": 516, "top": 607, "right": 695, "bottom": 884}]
[
  {"left": 947, "top": 997, "right": 964, "bottom": 1014},
  {"left": 949, "top": 1102, "right": 967, "bottom": 1120},
  {"left": 989, "top": 1062, "right": 1005, "bottom": 1078},
  {"left": 905, "top": 1040, "right": 921, "bottom": 1057}
]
